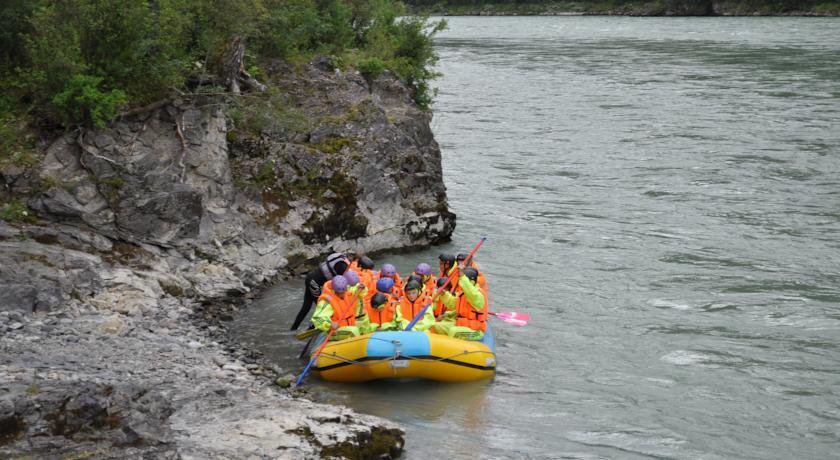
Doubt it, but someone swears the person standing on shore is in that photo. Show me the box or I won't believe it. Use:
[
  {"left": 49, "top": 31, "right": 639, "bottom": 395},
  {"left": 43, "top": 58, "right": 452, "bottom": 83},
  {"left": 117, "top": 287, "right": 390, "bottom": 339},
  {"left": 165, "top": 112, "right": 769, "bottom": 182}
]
[{"left": 291, "top": 252, "right": 350, "bottom": 330}]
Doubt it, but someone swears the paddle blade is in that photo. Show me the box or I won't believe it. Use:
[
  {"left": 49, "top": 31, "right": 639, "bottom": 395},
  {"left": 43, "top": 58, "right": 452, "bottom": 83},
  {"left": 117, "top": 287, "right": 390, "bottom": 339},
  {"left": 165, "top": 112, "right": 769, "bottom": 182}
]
[
  {"left": 489, "top": 311, "right": 529, "bottom": 326},
  {"left": 493, "top": 312, "right": 530, "bottom": 322},
  {"left": 497, "top": 316, "right": 527, "bottom": 326}
]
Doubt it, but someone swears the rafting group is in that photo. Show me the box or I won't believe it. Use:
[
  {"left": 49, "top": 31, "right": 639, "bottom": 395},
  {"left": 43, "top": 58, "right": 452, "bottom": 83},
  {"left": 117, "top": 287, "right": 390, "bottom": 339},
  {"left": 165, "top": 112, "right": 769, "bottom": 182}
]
[
  {"left": 289, "top": 238, "right": 530, "bottom": 383},
  {"left": 291, "top": 248, "right": 490, "bottom": 343}
]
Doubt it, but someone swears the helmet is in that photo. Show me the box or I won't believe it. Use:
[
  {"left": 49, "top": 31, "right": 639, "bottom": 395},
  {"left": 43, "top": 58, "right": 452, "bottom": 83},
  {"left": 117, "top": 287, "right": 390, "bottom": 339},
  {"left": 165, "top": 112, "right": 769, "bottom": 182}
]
[
  {"left": 371, "top": 293, "right": 388, "bottom": 308},
  {"left": 439, "top": 253, "right": 455, "bottom": 263},
  {"left": 376, "top": 277, "right": 394, "bottom": 293},
  {"left": 344, "top": 270, "right": 360, "bottom": 286},
  {"left": 436, "top": 276, "right": 449, "bottom": 288},
  {"left": 404, "top": 280, "right": 422, "bottom": 293},
  {"left": 415, "top": 263, "right": 432, "bottom": 276},
  {"left": 381, "top": 263, "right": 396, "bottom": 278},
  {"left": 456, "top": 253, "right": 467, "bottom": 261},
  {"left": 334, "top": 260, "right": 349, "bottom": 275},
  {"left": 407, "top": 274, "right": 423, "bottom": 285},
  {"left": 463, "top": 267, "right": 479, "bottom": 283},
  {"left": 332, "top": 275, "right": 348, "bottom": 293},
  {"left": 359, "top": 256, "right": 374, "bottom": 270}
]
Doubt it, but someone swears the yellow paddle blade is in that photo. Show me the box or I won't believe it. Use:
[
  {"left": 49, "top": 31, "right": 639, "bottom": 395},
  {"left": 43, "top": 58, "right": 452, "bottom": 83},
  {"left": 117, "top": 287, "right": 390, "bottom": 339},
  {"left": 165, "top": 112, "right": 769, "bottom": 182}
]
[{"left": 296, "top": 328, "right": 319, "bottom": 340}]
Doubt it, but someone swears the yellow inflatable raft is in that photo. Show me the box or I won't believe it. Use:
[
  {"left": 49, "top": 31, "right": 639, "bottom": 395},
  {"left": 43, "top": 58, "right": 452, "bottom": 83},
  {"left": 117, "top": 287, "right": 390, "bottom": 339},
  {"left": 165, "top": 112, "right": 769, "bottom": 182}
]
[{"left": 311, "top": 324, "right": 496, "bottom": 382}]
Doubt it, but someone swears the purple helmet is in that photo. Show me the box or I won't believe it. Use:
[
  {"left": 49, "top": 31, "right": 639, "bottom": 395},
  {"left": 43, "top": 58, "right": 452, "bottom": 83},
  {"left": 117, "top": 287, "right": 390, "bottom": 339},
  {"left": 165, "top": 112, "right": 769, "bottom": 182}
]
[
  {"left": 381, "top": 263, "right": 397, "bottom": 278},
  {"left": 415, "top": 263, "right": 432, "bottom": 276},
  {"left": 331, "top": 275, "right": 348, "bottom": 293},
  {"left": 376, "top": 277, "right": 394, "bottom": 294},
  {"left": 344, "top": 270, "right": 360, "bottom": 286}
]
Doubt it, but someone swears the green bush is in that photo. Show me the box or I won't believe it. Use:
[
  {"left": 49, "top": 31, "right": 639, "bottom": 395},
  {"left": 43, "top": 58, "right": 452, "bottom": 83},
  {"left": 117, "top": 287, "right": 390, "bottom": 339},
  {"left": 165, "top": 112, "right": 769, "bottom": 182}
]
[
  {"left": 50, "top": 75, "right": 128, "bottom": 128},
  {"left": 2, "top": 0, "right": 447, "bottom": 127},
  {"left": 1, "top": 199, "right": 36, "bottom": 223},
  {"left": 357, "top": 57, "right": 387, "bottom": 79}
]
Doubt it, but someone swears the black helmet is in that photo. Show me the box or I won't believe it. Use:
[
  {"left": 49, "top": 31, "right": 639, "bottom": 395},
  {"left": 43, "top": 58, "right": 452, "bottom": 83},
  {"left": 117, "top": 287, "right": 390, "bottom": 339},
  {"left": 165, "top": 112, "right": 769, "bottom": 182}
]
[
  {"left": 463, "top": 267, "right": 479, "bottom": 282},
  {"left": 406, "top": 274, "right": 423, "bottom": 285},
  {"left": 456, "top": 253, "right": 468, "bottom": 261},
  {"left": 436, "top": 276, "right": 449, "bottom": 288},
  {"left": 404, "top": 280, "right": 422, "bottom": 293},
  {"left": 439, "top": 253, "right": 455, "bottom": 263},
  {"left": 371, "top": 292, "right": 388, "bottom": 308},
  {"left": 359, "top": 256, "right": 374, "bottom": 270}
]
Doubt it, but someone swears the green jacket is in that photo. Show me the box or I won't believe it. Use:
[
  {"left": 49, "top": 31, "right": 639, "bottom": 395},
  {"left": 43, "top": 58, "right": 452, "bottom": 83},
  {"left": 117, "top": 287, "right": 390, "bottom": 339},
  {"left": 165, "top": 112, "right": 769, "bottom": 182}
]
[
  {"left": 311, "top": 287, "right": 368, "bottom": 339},
  {"left": 439, "top": 274, "right": 485, "bottom": 313}
]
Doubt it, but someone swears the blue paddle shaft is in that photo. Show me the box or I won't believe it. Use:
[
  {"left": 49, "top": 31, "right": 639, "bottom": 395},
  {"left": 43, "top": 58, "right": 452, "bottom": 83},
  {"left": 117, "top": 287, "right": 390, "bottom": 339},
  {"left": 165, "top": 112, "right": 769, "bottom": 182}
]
[
  {"left": 295, "top": 356, "right": 317, "bottom": 386},
  {"left": 404, "top": 304, "right": 430, "bottom": 331}
]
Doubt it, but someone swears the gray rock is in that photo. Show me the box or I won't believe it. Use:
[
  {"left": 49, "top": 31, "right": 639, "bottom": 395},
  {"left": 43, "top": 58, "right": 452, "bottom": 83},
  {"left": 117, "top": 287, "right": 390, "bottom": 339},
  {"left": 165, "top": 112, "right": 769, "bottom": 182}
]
[{"left": 0, "top": 284, "right": 37, "bottom": 313}]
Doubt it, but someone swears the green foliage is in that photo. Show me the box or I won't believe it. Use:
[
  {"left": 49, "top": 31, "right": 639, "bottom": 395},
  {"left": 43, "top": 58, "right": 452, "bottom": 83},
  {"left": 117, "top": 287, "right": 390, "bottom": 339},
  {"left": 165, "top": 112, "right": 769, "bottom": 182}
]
[
  {"left": 2, "top": 0, "right": 446, "bottom": 127},
  {"left": 50, "top": 75, "right": 128, "bottom": 128},
  {"left": 226, "top": 88, "right": 310, "bottom": 138},
  {"left": 1, "top": 199, "right": 36, "bottom": 223},
  {"left": 0, "top": 104, "right": 38, "bottom": 167},
  {"left": 357, "top": 57, "right": 387, "bottom": 79}
]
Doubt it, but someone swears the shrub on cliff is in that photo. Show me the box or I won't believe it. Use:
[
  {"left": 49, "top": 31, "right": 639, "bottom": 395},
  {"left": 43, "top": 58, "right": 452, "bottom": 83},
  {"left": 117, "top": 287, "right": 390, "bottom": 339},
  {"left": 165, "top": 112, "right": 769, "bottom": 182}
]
[{"left": 1, "top": 0, "right": 444, "bottom": 128}]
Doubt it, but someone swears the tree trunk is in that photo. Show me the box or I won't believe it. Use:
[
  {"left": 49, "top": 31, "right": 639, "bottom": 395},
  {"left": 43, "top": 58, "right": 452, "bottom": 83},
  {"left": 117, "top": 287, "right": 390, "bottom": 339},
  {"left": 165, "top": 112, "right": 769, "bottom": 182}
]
[{"left": 217, "top": 35, "right": 267, "bottom": 94}]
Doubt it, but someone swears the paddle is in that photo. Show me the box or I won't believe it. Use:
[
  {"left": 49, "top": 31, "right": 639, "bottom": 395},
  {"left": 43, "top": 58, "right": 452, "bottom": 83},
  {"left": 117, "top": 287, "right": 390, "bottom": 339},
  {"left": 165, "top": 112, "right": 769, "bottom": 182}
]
[
  {"left": 296, "top": 287, "right": 363, "bottom": 361},
  {"left": 488, "top": 311, "right": 529, "bottom": 326},
  {"left": 404, "top": 304, "right": 431, "bottom": 331},
  {"left": 296, "top": 327, "right": 320, "bottom": 340},
  {"left": 438, "top": 236, "right": 486, "bottom": 293},
  {"left": 294, "top": 327, "right": 336, "bottom": 386}
]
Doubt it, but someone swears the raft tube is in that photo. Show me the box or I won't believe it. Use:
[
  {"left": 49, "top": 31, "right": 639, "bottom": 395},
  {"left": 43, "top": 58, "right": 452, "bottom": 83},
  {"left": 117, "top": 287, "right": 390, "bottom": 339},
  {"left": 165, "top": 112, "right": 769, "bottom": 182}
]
[{"left": 311, "top": 324, "right": 496, "bottom": 382}]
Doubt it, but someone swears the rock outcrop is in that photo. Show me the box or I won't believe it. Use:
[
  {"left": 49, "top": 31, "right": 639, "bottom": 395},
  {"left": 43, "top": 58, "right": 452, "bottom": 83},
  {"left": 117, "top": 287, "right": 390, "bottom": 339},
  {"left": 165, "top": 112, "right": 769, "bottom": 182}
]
[{"left": 0, "top": 57, "right": 452, "bottom": 457}]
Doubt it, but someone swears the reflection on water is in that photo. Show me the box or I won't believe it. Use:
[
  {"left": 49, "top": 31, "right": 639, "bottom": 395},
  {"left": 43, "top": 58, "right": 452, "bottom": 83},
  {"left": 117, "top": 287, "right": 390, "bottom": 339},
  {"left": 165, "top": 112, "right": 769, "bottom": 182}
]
[{"left": 235, "top": 16, "right": 840, "bottom": 459}]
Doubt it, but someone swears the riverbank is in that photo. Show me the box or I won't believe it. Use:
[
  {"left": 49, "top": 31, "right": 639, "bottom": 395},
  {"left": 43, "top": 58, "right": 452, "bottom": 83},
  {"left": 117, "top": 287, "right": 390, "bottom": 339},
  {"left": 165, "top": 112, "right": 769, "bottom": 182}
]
[
  {"left": 407, "top": 0, "right": 840, "bottom": 16},
  {"left": 0, "top": 57, "right": 453, "bottom": 458}
]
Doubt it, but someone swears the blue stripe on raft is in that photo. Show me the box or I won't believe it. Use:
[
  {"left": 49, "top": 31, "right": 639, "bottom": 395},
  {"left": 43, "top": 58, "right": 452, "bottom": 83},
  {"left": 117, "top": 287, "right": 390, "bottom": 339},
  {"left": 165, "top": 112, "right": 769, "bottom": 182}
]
[
  {"left": 481, "top": 322, "right": 495, "bottom": 352},
  {"left": 366, "top": 331, "right": 430, "bottom": 358}
]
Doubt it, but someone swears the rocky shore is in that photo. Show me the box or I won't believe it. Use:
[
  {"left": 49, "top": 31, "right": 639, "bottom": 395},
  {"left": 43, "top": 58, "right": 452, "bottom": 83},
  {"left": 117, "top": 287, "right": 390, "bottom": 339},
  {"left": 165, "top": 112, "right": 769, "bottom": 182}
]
[{"left": 1, "top": 57, "right": 454, "bottom": 458}]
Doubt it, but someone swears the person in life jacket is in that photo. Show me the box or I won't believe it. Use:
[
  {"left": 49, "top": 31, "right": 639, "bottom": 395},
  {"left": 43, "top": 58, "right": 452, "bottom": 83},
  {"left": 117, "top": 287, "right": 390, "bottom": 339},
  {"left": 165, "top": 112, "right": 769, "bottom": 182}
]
[
  {"left": 357, "top": 256, "right": 376, "bottom": 299},
  {"left": 439, "top": 253, "right": 456, "bottom": 278},
  {"left": 413, "top": 263, "right": 436, "bottom": 294},
  {"left": 433, "top": 267, "right": 487, "bottom": 341},
  {"left": 375, "top": 263, "right": 403, "bottom": 295},
  {"left": 291, "top": 252, "right": 349, "bottom": 330},
  {"left": 311, "top": 275, "right": 364, "bottom": 341},
  {"left": 347, "top": 246, "right": 366, "bottom": 272},
  {"left": 364, "top": 290, "right": 399, "bottom": 332},
  {"left": 457, "top": 253, "right": 487, "bottom": 287},
  {"left": 433, "top": 275, "right": 454, "bottom": 319},
  {"left": 396, "top": 280, "right": 435, "bottom": 332},
  {"left": 343, "top": 269, "right": 370, "bottom": 332}
]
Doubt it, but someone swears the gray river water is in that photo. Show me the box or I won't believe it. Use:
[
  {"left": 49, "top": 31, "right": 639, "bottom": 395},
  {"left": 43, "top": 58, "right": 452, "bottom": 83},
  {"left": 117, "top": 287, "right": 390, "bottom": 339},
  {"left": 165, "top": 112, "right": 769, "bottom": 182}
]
[{"left": 233, "top": 17, "right": 840, "bottom": 459}]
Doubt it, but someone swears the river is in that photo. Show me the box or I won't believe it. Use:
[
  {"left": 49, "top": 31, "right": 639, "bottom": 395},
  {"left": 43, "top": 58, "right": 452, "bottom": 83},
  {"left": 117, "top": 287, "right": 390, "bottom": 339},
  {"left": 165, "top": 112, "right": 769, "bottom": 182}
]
[{"left": 233, "top": 16, "right": 840, "bottom": 459}]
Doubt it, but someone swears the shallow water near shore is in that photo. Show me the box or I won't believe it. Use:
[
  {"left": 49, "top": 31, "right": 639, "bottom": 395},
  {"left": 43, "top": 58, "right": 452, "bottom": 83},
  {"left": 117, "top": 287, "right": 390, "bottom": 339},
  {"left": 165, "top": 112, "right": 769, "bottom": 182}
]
[{"left": 234, "top": 16, "right": 840, "bottom": 458}]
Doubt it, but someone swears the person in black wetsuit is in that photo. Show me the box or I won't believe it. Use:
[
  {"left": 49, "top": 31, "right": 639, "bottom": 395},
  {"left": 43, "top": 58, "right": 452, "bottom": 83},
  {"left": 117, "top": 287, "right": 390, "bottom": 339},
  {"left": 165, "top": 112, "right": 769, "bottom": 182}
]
[{"left": 290, "top": 252, "right": 350, "bottom": 330}]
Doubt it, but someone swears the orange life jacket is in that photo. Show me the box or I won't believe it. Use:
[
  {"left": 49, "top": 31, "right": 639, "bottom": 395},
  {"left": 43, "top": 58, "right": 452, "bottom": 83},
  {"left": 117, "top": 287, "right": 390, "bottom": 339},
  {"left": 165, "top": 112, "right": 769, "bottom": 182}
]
[
  {"left": 413, "top": 272, "right": 436, "bottom": 296},
  {"left": 318, "top": 292, "right": 356, "bottom": 328},
  {"left": 321, "top": 279, "right": 336, "bottom": 298},
  {"left": 348, "top": 260, "right": 360, "bottom": 272},
  {"left": 365, "top": 294, "right": 397, "bottom": 325},
  {"left": 455, "top": 285, "right": 488, "bottom": 332},
  {"left": 398, "top": 293, "right": 431, "bottom": 322}
]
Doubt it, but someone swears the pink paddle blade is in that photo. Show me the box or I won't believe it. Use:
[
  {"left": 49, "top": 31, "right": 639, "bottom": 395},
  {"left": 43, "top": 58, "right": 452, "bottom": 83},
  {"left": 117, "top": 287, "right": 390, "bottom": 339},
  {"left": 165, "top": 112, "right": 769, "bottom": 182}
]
[
  {"left": 489, "top": 312, "right": 529, "bottom": 326},
  {"left": 499, "top": 317, "right": 527, "bottom": 326},
  {"left": 493, "top": 312, "right": 530, "bottom": 322}
]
